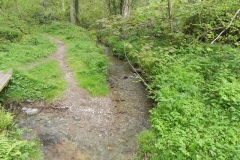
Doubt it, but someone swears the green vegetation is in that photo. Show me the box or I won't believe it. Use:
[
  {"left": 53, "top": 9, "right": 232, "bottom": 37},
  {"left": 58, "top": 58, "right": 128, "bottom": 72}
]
[
  {"left": 0, "top": 33, "right": 66, "bottom": 103},
  {"left": 0, "top": 35, "right": 56, "bottom": 70},
  {"left": 1, "top": 0, "right": 239, "bottom": 159},
  {"left": 0, "top": 105, "right": 42, "bottom": 160},
  {"left": 0, "top": 107, "right": 13, "bottom": 132},
  {"left": 1, "top": 61, "right": 67, "bottom": 102},
  {"left": 96, "top": 0, "right": 240, "bottom": 159},
  {"left": 40, "top": 22, "right": 109, "bottom": 96}
]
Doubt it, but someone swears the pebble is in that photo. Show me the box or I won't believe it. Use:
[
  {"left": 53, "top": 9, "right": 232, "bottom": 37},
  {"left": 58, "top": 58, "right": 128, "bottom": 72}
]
[{"left": 25, "top": 108, "right": 39, "bottom": 116}]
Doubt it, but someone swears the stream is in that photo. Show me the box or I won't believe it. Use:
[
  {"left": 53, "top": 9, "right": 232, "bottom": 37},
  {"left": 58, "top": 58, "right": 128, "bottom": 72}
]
[{"left": 17, "top": 44, "right": 152, "bottom": 160}]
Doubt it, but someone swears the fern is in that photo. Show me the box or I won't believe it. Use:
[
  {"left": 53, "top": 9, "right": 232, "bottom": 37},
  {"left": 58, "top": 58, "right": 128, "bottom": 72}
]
[
  {"left": 0, "top": 106, "right": 13, "bottom": 132},
  {"left": 0, "top": 105, "right": 42, "bottom": 160}
]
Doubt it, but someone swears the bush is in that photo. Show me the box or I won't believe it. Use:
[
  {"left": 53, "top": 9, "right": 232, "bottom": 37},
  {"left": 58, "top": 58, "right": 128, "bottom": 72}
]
[
  {"left": 0, "top": 106, "right": 13, "bottom": 133},
  {"left": 136, "top": 44, "right": 240, "bottom": 159},
  {"left": 0, "top": 28, "right": 23, "bottom": 43}
]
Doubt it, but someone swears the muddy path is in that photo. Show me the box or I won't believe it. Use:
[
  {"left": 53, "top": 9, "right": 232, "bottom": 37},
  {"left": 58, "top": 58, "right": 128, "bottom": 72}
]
[{"left": 18, "top": 37, "right": 152, "bottom": 160}]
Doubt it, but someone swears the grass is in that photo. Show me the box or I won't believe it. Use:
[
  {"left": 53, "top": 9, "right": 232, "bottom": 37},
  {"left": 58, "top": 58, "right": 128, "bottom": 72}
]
[
  {"left": 1, "top": 61, "right": 67, "bottom": 102},
  {"left": 0, "top": 32, "right": 67, "bottom": 103},
  {"left": 0, "top": 34, "right": 56, "bottom": 70},
  {"left": 40, "top": 22, "right": 109, "bottom": 96}
]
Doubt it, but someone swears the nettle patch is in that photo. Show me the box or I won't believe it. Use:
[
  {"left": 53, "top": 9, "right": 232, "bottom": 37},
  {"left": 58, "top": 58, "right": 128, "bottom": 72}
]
[{"left": 136, "top": 44, "right": 240, "bottom": 159}]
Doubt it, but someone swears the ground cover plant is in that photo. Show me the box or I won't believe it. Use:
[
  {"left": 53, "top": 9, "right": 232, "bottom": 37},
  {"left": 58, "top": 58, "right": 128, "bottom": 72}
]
[
  {"left": 0, "top": 105, "right": 42, "bottom": 160},
  {"left": 0, "top": 35, "right": 56, "bottom": 70},
  {"left": 0, "top": 33, "right": 67, "bottom": 103},
  {"left": 1, "top": 61, "right": 67, "bottom": 102},
  {"left": 40, "top": 22, "right": 109, "bottom": 96},
  {"left": 135, "top": 44, "right": 240, "bottom": 159}
]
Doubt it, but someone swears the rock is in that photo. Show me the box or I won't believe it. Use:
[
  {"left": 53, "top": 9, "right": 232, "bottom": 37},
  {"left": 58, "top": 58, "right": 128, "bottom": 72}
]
[
  {"left": 21, "top": 107, "right": 28, "bottom": 111},
  {"left": 26, "top": 99, "right": 34, "bottom": 103},
  {"left": 25, "top": 108, "right": 39, "bottom": 116}
]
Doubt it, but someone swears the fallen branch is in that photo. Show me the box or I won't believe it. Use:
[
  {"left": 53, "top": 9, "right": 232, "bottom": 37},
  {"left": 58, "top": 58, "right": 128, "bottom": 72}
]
[
  {"left": 211, "top": 8, "right": 240, "bottom": 44},
  {"left": 123, "top": 44, "right": 152, "bottom": 91}
]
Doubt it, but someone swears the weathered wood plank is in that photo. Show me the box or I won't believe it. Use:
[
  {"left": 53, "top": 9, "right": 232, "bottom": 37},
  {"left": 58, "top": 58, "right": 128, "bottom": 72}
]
[{"left": 0, "top": 70, "right": 12, "bottom": 92}]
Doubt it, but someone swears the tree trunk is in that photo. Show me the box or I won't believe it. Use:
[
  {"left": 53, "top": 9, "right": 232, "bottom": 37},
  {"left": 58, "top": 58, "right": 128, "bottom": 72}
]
[
  {"left": 167, "top": 0, "right": 173, "bottom": 33},
  {"left": 62, "top": 0, "right": 65, "bottom": 12},
  {"left": 70, "top": 0, "right": 75, "bottom": 24},
  {"left": 107, "top": 0, "right": 120, "bottom": 15},
  {"left": 122, "top": 0, "right": 132, "bottom": 18},
  {"left": 70, "top": 0, "right": 79, "bottom": 25},
  {"left": 75, "top": 0, "right": 80, "bottom": 25}
]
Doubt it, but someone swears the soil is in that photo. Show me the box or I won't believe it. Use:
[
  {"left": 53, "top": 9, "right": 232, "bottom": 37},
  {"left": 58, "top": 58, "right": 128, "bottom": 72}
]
[{"left": 17, "top": 37, "right": 152, "bottom": 160}]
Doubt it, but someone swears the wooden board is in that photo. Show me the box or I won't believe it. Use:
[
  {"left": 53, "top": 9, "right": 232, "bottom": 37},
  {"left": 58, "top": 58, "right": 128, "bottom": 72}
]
[{"left": 0, "top": 70, "right": 12, "bottom": 92}]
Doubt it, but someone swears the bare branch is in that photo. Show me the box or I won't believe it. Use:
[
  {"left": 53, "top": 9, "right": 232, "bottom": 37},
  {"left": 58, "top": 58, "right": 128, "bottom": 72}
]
[
  {"left": 190, "top": 27, "right": 225, "bottom": 44},
  {"left": 123, "top": 45, "right": 152, "bottom": 91},
  {"left": 211, "top": 8, "right": 240, "bottom": 44}
]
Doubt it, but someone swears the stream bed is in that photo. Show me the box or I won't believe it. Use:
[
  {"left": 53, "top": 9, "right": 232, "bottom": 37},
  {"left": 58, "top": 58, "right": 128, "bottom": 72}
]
[{"left": 18, "top": 46, "right": 152, "bottom": 160}]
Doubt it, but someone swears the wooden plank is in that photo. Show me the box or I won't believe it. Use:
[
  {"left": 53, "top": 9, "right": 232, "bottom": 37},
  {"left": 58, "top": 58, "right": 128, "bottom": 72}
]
[{"left": 0, "top": 70, "right": 12, "bottom": 92}]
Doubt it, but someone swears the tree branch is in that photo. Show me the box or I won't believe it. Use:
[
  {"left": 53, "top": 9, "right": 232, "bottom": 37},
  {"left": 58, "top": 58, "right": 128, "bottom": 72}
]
[
  {"left": 123, "top": 44, "right": 152, "bottom": 91},
  {"left": 190, "top": 27, "right": 225, "bottom": 44},
  {"left": 211, "top": 8, "right": 240, "bottom": 44}
]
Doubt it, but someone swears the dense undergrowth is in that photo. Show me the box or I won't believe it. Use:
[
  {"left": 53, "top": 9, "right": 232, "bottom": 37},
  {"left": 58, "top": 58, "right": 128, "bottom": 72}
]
[
  {"left": 40, "top": 22, "right": 109, "bottom": 96},
  {"left": 96, "top": 1, "right": 240, "bottom": 159}
]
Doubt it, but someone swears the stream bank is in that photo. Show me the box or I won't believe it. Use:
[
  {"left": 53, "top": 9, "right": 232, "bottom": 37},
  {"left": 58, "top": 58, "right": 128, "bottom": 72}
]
[{"left": 17, "top": 38, "right": 152, "bottom": 160}]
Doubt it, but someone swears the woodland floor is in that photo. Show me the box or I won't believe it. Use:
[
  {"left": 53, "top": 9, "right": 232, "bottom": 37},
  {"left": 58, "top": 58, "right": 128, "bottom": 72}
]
[{"left": 17, "top": 37, "right": 152, "bottom": 160}]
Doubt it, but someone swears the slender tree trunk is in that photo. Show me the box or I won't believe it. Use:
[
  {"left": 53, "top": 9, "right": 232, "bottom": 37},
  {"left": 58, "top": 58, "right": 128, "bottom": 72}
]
[
  {"left": 168, "top": 0, "right": 173, "bottom": 33},
  {"left": 70, "top": 0, "right": 75, "bottom": 24},
  {"left": 62, "top": 0, "right": 65, "bottom": 12},
  {"left": 122, "top": 0, "right": 132, "bottom": 18},
  {"left": 108, "top": 0, "right": 112, "bottom": 15},
  {"left": 75, "top": 0, "right": 80, "bottom": 25},
  {"left": 70, "top": 0, "right": 79, "bottom": 25},
  {"left": 120, "top": 0, "right": 123, "bottom": 15},
  {"left": 112, "top": 0, "right": 118, "bottom": 15}
]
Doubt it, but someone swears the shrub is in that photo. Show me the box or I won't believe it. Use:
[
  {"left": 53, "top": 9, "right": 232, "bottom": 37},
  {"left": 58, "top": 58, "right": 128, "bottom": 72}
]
[
  {"left": 0, "top": 105, "right": 13, "bottom": 133},
  {"left": 0, "top": 28, "right": 23, "bottom": 43}
]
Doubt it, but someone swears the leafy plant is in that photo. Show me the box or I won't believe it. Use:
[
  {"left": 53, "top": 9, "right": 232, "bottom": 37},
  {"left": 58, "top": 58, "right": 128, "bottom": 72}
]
[
  {"left": 0, "top": 106, "right": 13, "bottom": 133},
  {"left": 0, "top": 105, "right": 42, "bottom": 160},
  {"left": 1, "top": 61, "right": 67, "bottom": 102},
  {"left": 0, "top": 28, "right": 23, "bottom": 43},
  {"left": 0, "top": 34, "right": 56, "bottom": 70}
]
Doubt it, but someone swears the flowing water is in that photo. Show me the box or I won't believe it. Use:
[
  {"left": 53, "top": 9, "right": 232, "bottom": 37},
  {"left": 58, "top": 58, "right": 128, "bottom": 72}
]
[{"left": 17, "top": 39, "right": 152, "bottom": 160}]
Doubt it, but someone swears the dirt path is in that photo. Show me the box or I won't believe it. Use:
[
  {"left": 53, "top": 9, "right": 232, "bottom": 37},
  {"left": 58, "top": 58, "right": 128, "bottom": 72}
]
[{"left": 18, "top": 37, "right": 152, "bottom": 160}]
